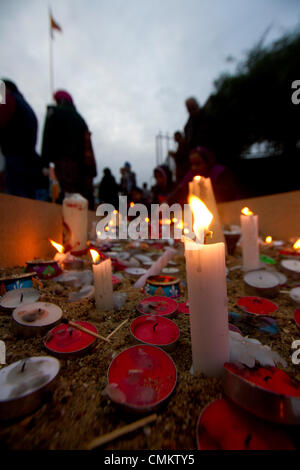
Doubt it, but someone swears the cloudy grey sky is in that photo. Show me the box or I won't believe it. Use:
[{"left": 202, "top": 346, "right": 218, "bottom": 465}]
[{"left": 1, "top": 0, "right": 300, "bottom": 187}]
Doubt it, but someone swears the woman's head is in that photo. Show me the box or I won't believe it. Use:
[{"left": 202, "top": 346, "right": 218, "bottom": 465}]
[
  {"left": 189, "top": 147, "right": 215, "bottom": 176},
  {"left": 154, "top": 165, "right": 172, "bottom": 188}
]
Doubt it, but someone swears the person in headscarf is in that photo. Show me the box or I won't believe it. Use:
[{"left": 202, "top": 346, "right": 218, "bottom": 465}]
[
  {"left": 0, "top": 79, "right": 47, "bottom": 199},
  {"left": 41, "top": 89, "right": 97, "bottom": 208},
  {"left": 168, "top": 146, "right": 239, "bottom": 205},
  {"left": 151, "top": 164, "right": 174, "bottom": 204}
]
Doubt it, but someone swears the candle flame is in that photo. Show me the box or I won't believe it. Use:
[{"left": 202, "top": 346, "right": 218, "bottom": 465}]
[
  {"left": 49, "top": 239, "right": 64, "bottom": 254},
  {"left": 188, "top": 195, "right": 213, "bottom": 241},
  {"left": 241, "top": 207, "right": 254, "bottom": 216},
  {"left": 90, "top": 249, "right": 100, "bottom": 264},
  {"left": 176, "top": 222, "right": 184, "bottom": 230},
  {"left": 113, "top": 210, "right": 118, "bottom": 215},
  {"left": 130, "top": 202, "right": 135, "bottom": 208},
  {"left": 194, "top": 175, "right": 201, "bottom": 181},
  {"left": 265, "top": 236, "right": 272, "bottom": 244},
  {"left": 145, "top": 217, "right": 150, "bottom": 223},
  {"left": 293, "top": 239, "right": 300, "bottom": 250}
]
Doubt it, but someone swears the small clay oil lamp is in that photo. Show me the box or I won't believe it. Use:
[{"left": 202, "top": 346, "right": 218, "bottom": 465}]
[
  {"left": 0, "top": 272, "right": 38, "bottom": 295},
  {"left": 223, "top": 362, "right": 300, "bottom": 425},
  {"left": 130, "top": 315, "right": 180, "bottom": 352},
  {"left": 12, "top": 302, "right": 62, "bottom": 337},
  {"left": 25, "top": 259, "right": 62, "bottom": 280},
  {"left": 243, "top": 270, "right": 280, "bottom": 298},
  {"left": 44, "top": 321, "right": 99, "bottom": 358},
  {"left": 196, "top": 398, "right": 295, "bottom": 450},
  {"left": 106, "top": 344, "right": 177, "bottom": 414},
  {"left": 0, "top": 356, "right": 60, "bottom": 421},
  {"left": 0, "top": 288, "right": 40, "bottom": 313},
  {"left": 125, "top": 267, "right": 147, "bottom": 277},
  {"left": 144, "top": 275, "right": 181, "bottom": 298},
  {"left": 290, "top": 287, "right": 300, "bottom": 306},
  {"left": 136, "top": 296, "right": 178, "bottom": 317}
]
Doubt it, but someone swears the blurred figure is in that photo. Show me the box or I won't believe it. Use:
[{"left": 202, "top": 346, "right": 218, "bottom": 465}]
[
  {"left": 184, "top": 97, "right": 214, "bottom": 153},
  {"left": 120, "top": 162, "right": 136, "bottom": 195},
  {"left": 151, "top": 164, "right": 174, "bottom": 204},
  {"left": 168, "top": 131, "right": 189, "bottom": 182},
  {"left": 142, "top": 182, "right": 151, "bottom": 203},
  {"left": 168, "top": 146, "right": 239, "bottom": 205},
  {"left": 130, "top": 186, "right": 150, "bottom": 207},
  {"left": 98, "top": 168, "right": 119, "bottom": 207},
  {"left": 41, "top": 90, "right": 97, "bottom": 208},
  {"left": 0, "top": 79, "right": 45, "bottom": 199}
]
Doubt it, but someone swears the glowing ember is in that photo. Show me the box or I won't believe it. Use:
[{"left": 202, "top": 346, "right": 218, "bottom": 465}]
[
  {"left": 90, "top": 249, "right": 100, "bottom": 264},
  {"left": 49, "top": 239, "right": 64, "bottom": 254},
  {"left": 241, "top": 207, "right": 254, "bottom": 216}
]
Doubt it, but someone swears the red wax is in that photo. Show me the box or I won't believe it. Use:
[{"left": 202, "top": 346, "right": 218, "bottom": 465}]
[
  {"left": 131, "top": 315, "right": 180, "bottom": 346},
  {"left": 279, "top": 249, "right": 300, "bottom": 257},
  {"left": 112, "top": 275, "right": 121, "bottom": 287},
  {"left": 237, "top": 296, "right": 278, "bottom": 315},
  {"left": 177, "top": 302, "right": 189, "bottom": 315},
  {"left": 225, "top": 363, "right": 300, "bottom": 397},
  {"left": 44, "top": 321, "right": 97, "bottom": 354},
  {"left": 197, "top": 398, "right": 295, "bottom": 450},
  {"left": 137, "top": 296, "right": 178, "bottom": 316},
  {"left": 108, "top": 345, "right": 177, "bottom": 409},
  {"left": 294, "top": 308, "right": 300, "bottom": 328}
]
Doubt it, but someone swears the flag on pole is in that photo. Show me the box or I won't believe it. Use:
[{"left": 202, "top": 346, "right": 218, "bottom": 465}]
[{"left": 50, "top": 12, "right": 62, "bottom": 38}]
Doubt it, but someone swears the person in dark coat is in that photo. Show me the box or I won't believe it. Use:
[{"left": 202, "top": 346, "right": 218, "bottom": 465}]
[
  {"left": 184, "top": 97, "right": 215, "bottom": 154},
  {"left": 0, "top": 79, "right": 43, "bottom": 198},
  {"left": 41, "top": 90, "right": 97, "bottom": 208},
  {"left": 168, "top": 131, "right": 189, "bottom": 183},
  {"left": 98, "top": 168, "right": 119, "bottom": 207}
]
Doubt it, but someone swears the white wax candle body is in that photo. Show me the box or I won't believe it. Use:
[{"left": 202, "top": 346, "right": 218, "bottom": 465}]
[
  {"left": 62, "top": 194, "right": 88, "bottom": 253},
  {"left": 185, "top": 240, "right": 229, "bottom": 377},
  {"left": 240, "top": 214, "right": 260, "bottom": 272},
  {"left": 92, "top": 258, "right": 113, "bottom": 311}
]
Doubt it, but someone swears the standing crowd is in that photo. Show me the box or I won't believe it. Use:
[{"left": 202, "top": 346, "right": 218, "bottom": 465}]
[{"left": 0, "top": 80, "right": 239, "bottom": 212}]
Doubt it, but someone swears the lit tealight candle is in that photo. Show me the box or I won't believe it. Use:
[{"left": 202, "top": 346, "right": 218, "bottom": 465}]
[
  {"left": 184, "top": 196, "right": 229, "bottom": 377},
  {"left": 90, "top": 250, "right": 113, "bottom": 311},
  {"left": 240, "top": 207, "right": 260, "bottom": 272}
]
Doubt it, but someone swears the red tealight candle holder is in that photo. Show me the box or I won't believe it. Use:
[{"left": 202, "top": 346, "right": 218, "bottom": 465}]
[
  {"left": 107, "top": 344, "right": 177, "bottom": 414},
  {"left": 130, "top": 315, "right": 180, "bottom": 352},
  {"left": 294, "top": 308, "right": 300, "bottom": 328},
  {"left": 237, "top": 296, "right": 278, "bottom": 316},
  {"left": 196, "top": 398, "right": 295, "bottom": 450},
  {"left": 44, "top": 321, "right": 98, "bottom": 358},
  {"left": 223, "top": 362, "right": 300, "bottom": 425},
  {"left": 136, "top": 296, "right": 178, "bottom": 317}
]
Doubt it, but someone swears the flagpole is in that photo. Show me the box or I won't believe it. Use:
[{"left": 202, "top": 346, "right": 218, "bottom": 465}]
[{"left": 49, "top": 7, "right": 54, "bottom": 101}]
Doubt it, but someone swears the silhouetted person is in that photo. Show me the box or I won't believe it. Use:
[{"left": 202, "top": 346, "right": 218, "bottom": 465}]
[
  {"left": 142, "top": 182, "right": 151, "bottom": 203},
  {"left": 151, "top": 165, "right": 174, "bottom": 204},
  {"left": 168, "top": 131, "right": 189, "bottom": 182},
  {"left": 98, "top": 168, "right": 119, "bottom": 207},
  {"left": 184, "top": 97, "right": 214, "bottom": 153},
  {"left": 120, "top": 162, "right": 136, "bottom": 195},
  {"left": 0, "top": 79, "right": 42, "bottom": 198},
  {"left": 41, "top": 90, "right": 97, "bottom": 208}
]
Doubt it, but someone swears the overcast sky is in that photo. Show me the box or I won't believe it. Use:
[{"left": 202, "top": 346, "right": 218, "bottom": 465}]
[{"left": 1, "top": 0, "right": 299, "bottom": 187}]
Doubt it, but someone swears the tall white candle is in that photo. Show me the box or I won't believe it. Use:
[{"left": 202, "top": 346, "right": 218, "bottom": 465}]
[
  {"left": 90, "top": 250, "right": 113, "bottom": 311},
  {"left": 62, "top": 193, "right": 88, "bottom": 253},
  {"left": 240, "top": 207, "right": 260, "bottom": 272},
  {"left": 184, "top": 196, "right": 229, "bottom": 377}
]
